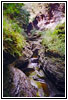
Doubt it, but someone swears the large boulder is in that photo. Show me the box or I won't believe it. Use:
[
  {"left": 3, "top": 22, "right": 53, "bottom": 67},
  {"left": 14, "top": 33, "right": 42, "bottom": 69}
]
[
  {"left": 38, "top": 46, "right": 65, "bottom": 92},
  {"left": 22, "top": 47, "right": 33, "bottom": 58},
  {"left": 42, "top": 58, "right": 65, "bottom": 92},
  {"left": 3, "top": 64, "right": 38, "bottom": 97}
]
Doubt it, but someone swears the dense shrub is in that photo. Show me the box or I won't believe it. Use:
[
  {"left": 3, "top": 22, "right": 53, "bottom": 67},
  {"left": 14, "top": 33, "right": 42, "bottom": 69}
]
[
  {"left": 16, "top": 8, "right": 30, "bottom": 31},
  {"left": 42, "top": 23, "right": 65, "bottom": 56},
  {"left": 3, "top": 3, "right": 24, "bottom": 16},
  {"left": 3, "top": 16, "right": 26, "bottom": 57},
  {"left": 3, "top": 3, "right": 30, "bottom": 31},
  {"left": 3, "top": 3, "right": 31, "bottom": 57}
]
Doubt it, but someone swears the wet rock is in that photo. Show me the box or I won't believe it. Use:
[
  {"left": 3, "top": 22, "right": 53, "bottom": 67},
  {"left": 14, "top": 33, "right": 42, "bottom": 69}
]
[
  {"left": 29, "top": 71, "right": 39, "bottom": 79},
  {"left": 28, "top": 34, "right": 41, "bottom": 41},
  {"left": 15, "top": 60, "right": 29, "bottom": 70},
  {"left": 30, "top": 78, "right": 50, "bottom": 97},
  {"left": 23, "top": 68, "right": 35, "bottom": 76},
  {"left": 4, "top": 65, "right": 38, "bottom": 97},
  {"left": 36, "top": 70, "right": 45, "bottom": 78},
  {"left": 22, "top": 47, "right": 33, "bottom": 58},
  {"left": 28, "top": 68, "right": 45, "bottom": 80},
  {"left": 28, "top": 61, "right": 38, "bottom": 69},
  {"left": 42, "top": 59, "right": 65, "bottom": 92},
  {"left": 8, "top": 56, "right": 29, "bottom": 72},
  {"left": 38, "top": 42, "right": 65, "bottom": 92},
  {"left": 32, "top": 43, "right": 41, "bottom": 51},
  {"left": 30, "top": 58, "right": 39, "bottom": 63}
]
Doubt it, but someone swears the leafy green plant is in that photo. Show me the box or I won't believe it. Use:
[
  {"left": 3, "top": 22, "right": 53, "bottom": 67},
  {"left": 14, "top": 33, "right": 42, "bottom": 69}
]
[
  {"left": 3, "top": 3, "right": 30, "bottom": 57},
  {"left": 3, "top": 16, "right": 26, "bottom": 57},
  {"left": 16, "top": 8, "right": 30, "bottom": 30},
  {"left": 53, "top": 23, "right": 65, "bottom": 35},
  {"left": 3, "top": 3, "right": 30, "bottom": 31},
  {"left": 42, "top": 23, "right": 65, "bottom": 56},
  {"left": 3, "top": 3, "right": 24, "bottom": 16}
]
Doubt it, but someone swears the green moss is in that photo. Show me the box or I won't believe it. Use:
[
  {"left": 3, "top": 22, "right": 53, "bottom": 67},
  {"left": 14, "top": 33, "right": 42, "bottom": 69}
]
[{"left": 36, "top": 91, "right": 40, "bottom": 97}]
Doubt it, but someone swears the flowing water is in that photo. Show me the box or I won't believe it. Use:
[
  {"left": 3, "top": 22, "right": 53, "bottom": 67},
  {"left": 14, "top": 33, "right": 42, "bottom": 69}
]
[
  {"left": 25, "top": 54, "right": 64, "bottom": 97},
  {"left": 23, "top": 33, "right": 65, "bottom": 97}
]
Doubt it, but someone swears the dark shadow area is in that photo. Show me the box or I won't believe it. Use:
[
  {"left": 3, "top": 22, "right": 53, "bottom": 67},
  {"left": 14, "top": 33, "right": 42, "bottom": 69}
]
[{"left": 45, "top": 50, "right": 65, "bottom": 60}]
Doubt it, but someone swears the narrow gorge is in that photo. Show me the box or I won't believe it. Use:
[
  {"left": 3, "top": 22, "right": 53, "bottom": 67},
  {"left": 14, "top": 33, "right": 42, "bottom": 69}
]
[{"left": 3, "top": 3, "right": 65, "bottom": 97}]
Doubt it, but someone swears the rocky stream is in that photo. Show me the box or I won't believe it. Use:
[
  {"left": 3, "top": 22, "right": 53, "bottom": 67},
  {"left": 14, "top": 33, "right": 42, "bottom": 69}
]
[
  {"left": 3, "top": 4, "right": 65, "bottom": 97},
  {"left": 3, "top": 33, "right": 65, "bottom": 97}
]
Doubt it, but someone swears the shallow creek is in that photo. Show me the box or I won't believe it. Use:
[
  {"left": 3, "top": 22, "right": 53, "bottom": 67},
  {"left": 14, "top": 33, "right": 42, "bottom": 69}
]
[
  {"left": 23, "top": 54, "right": 61, "bottom": 97},
  {"left": 22, "top": 34, "right": 64, "bottom": 97}
]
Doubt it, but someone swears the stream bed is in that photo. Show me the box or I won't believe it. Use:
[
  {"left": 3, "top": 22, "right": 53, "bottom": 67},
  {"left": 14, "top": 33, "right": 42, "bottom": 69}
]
[
  {"left": 3, "top": 34, "right": 65, "bottom": 97},
  {"left": 23, "top": 55, "right": 64, "bottom": 97},
  {"left": 20, "top": 34, "right": 65, "bottom": 97}
]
